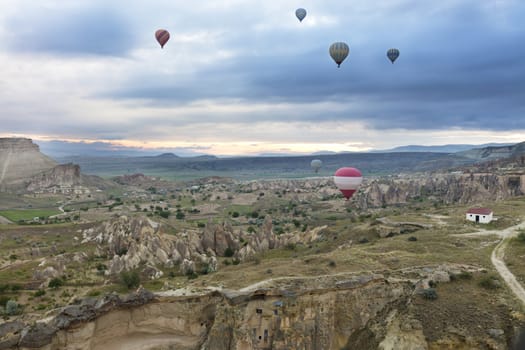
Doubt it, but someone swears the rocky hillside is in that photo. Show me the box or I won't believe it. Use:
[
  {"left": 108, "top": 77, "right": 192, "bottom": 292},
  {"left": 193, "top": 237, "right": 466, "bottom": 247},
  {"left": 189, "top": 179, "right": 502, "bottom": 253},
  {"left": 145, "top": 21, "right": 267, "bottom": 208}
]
[
  {"left": 226, "top": 172, "right": 524, "bottom": 209},
  {"left": 73, "top": 215, "right": 326, "bottom": 280},
  {"left": 1, "top": 264, "right": 517, "bottom": 350},
  {"left": 0, "top": 138, "right": 116, "bottom": 194},
  {"left": 356, "top": 172, "right": 525, "bottom": 208},
  {"left": 457, "top": 141, "right": 525, "bottom": 160},
  {"left": 0, "top": 138, "right": 56, "bottom": 188}
]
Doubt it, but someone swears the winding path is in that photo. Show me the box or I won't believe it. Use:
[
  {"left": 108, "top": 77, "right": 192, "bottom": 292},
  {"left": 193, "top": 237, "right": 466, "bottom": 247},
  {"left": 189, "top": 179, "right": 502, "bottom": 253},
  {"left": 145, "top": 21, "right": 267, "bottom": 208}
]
[
  {"left": 458, "top": 221, "right": 525, "bottom": 305},
  {"left": 491, "top": 222, "right": 525, "bottom": 304}
]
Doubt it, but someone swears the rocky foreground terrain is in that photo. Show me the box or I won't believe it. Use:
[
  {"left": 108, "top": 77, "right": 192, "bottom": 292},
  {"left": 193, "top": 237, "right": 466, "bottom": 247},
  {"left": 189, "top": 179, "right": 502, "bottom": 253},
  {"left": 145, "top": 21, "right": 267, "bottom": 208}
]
[
  {"left": 2, "top": 263, "right": 518, "bottom": 350},
  {"left": 1, "top": 138, "right": 525, "bottom": 349}
]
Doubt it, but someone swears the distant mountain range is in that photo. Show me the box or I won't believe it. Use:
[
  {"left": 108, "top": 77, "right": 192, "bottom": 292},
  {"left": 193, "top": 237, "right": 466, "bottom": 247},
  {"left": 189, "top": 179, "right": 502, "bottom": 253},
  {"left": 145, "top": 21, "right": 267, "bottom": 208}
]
[
  {"left": 4, "top": 138, "right": 525, "bottom": 182},
  {"left": 36, "top": 140, "right": 517, "bottom": 159},
  {"left": 51, "top": 141, "right": 524, "bottom": 180},
  {"left": 373, "top": 143, "right": 515, "bottom": 153}
]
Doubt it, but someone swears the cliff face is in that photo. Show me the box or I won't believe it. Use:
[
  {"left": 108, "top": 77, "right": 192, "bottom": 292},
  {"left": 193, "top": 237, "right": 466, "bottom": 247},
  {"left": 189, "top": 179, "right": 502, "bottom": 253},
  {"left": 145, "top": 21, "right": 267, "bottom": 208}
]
[
  {"left": 0, "top": 138, "right": 56, "bottom": 187},
  {"left": 26, "top": 163, "right": 82, "bottom": 191},
  {"left": 3, "top": 266, "right": 514, "bottom": 350},
  {"left": 356, "top": 173, "right": 525, "bottom": 208}
]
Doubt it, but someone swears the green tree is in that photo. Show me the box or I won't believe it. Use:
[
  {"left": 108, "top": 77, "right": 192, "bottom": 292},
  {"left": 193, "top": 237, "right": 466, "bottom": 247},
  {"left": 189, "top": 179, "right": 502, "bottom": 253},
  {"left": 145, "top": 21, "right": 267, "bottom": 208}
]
[
  {"left": 48, "top": 277, "right": 64, "bottom": 289},
  {"left": 120, "top": 271, "right": 140, "bottom": 289}
]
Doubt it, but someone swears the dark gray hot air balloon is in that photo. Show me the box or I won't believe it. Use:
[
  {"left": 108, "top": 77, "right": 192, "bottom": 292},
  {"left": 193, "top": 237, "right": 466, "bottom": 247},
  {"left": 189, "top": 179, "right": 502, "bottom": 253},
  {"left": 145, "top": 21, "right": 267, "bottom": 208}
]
[
  {"left": 295, "top": 8, "right": 307, "bottom": 22},
  {"left": 329, "top": 42, "right": 349, "bottom": 67},
  {"left": 387, "top": 48, "right": 400, "bottom": 64},
  {"left": 310, "top": 159, "right": 322, "bottom": 173}
]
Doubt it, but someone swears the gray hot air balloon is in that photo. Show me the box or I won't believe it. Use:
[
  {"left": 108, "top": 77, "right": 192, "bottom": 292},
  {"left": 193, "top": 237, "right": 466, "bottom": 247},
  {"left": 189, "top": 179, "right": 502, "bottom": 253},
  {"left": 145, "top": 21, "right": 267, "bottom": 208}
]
[
  {"left": 310, "top": 159, "right": 322, "bottom": 173},
  {"left": 387, "top": 48, "right": 400, "bottom": 64},
  {"left": 295, "top": 8, "right": 307, "bottom": 22},
  {"left": 329, "top": 42, "right": 349, "bottom": 68}
]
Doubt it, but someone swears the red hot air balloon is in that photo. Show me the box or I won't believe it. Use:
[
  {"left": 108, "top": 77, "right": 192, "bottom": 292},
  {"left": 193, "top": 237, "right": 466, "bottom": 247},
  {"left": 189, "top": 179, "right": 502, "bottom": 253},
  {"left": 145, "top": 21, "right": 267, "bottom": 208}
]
[
  {"left": 155, "top": 29, "right": 170, "bottom": 48},
  {"left": 333, "top": 167, "right": 363, "bottom": 200}
]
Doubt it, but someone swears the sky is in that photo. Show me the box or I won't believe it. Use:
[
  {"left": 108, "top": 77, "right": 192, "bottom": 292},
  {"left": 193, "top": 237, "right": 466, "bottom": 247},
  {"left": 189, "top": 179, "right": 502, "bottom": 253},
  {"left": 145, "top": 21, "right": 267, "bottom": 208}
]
[{"left": 1, "top": 0, "right": 524, "bottom": 156}]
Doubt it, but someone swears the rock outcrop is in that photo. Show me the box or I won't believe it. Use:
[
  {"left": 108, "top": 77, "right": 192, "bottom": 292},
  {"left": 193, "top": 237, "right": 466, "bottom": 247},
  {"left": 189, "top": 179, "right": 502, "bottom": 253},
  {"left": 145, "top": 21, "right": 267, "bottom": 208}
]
[
  {"left": 1, "top": 266, "right": 515, "bottom": 350},
  {"left": 26, "top": 163, "right": 83, "bottom": 192},
  {"left": 76, "top": 215, "right": 329, "bottom": 279},
  {"left": 0, "top": 138, "right": 56, "bottom": 189},
  {"left": 356, "top": 173, "right": 525, "bottom": 208}
]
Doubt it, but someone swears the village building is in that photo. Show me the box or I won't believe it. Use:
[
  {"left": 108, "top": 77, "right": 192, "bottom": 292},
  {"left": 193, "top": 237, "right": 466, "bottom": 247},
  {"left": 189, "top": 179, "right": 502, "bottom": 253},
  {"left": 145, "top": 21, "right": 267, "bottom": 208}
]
[{"left": 466, "top": 208, "right": 493, "bottom": 224}]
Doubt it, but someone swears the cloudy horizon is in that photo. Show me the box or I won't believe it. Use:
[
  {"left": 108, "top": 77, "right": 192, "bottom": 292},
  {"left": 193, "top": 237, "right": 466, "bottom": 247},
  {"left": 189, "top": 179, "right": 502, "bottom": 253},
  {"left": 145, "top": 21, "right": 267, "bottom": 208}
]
[{"left": 1, "top": 0, "right": 524, "bottom": 156}]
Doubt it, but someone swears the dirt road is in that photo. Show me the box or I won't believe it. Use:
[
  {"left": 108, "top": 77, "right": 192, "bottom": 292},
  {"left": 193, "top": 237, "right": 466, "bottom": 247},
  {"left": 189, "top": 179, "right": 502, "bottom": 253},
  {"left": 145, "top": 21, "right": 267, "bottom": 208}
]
[
  {"left": 458, "top": 221, "right": 525, "bottom": 305},
  {"left": 491, "top": 222, "right": 525, "bottom": 305}
]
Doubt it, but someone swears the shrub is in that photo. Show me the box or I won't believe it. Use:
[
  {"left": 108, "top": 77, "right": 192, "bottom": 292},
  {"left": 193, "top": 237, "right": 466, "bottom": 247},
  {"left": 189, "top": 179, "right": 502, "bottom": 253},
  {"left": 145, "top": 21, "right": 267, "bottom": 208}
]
[
  {"left": 34, "top": 290, "right": 46, "bottom": 297},
  {"left": 408, "top": 236, "right": 418, "bottom": 241},
  {"left": 479, "top": 275, "right": 501, "bottom": 290},
  {"left": 456, "top": 271, "right": 473, "bottom": 280},
  {"left": 96, "top": 263, "right": 107, "bottom": 272},
  {"left": 421, "top": 288, "right": 438, "bottom": 300},
  {"left": 517, "top": 231, "right": 525, "bottom": 242},
  {"left": 285, "top": 243, "right": 296, "bottom": 251},
  {"left": 197, "top": 222, "right": 206, "bottom": 228},
  {"left": 224, "top": 247, "right": 235, "bottom": 257},
  {"left": 158, "top": 210, "right": 170, "bottom": 218},
  {"left": 116, "top": 247, "right": 128, "bottom": 257},
  {"left": 231, "top": 211, "right": 240, "bottom": 218},
  {"left": 87, "top": 290, "right": 101, "bottom": 297},
  {"left": 48, "top": 278, "right": 64, "bottom": 289},
  {"left": 328, "top": 260, "right": 336, "bottom": 267},
  {"left": 232, "top": 258, "right": 241, "bottom": 265},
  {"left": 187, "top": 272, "right": 198, "bottom": 280},
  {"left": 120, "top": 271, "right": 141, "bottom": 289},
  {"left": 5, "top": 300, "right": 19, "bottom": 315}
]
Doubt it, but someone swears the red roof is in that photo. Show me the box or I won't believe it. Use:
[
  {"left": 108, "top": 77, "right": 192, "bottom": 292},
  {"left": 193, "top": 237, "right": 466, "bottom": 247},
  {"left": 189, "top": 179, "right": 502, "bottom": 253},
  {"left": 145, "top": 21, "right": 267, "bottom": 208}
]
[{"left": 467, "top": 208, "right": 492, "bottom": 215}]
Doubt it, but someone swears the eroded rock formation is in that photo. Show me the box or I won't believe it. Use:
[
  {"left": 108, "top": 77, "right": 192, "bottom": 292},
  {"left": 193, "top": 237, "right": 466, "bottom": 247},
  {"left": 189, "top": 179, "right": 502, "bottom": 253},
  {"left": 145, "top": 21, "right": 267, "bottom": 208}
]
[
  {"left": 1, "top": 266, "right": 515, "bottom": 350},
  {"left": 76, "top": 215, "right": 328, "bottom": 279},
  {"left": 0, "top": 138, "right": 56, "bottom": 188}
]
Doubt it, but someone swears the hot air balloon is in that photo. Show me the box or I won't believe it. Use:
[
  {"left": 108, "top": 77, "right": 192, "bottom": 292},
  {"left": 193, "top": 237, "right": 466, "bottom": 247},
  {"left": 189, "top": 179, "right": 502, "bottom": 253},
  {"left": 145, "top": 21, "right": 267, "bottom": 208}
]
[
  {"left": 310, "top": 159, "right": 322, "bottom": 173},
  {"left": 333, "top": 167, "right": 362, "bottom": 200},
  {"left": 295, "top": 8, "right": 307, "bottom": 22},
  {"left": 329, "top": 42, "right": 349, "bottom": 68},
  {"left": 387, "top": 48, "right": 399, "bottom": 64},
  {"left": 155, "top": 29, "right": 170, "bottom": 49}
]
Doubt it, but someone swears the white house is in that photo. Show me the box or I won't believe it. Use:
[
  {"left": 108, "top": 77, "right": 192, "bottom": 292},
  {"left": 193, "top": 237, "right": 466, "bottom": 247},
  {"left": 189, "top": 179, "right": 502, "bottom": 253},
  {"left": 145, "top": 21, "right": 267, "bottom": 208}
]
[{"left": 466, "top": 208, "right": 493, "bottom": 224}]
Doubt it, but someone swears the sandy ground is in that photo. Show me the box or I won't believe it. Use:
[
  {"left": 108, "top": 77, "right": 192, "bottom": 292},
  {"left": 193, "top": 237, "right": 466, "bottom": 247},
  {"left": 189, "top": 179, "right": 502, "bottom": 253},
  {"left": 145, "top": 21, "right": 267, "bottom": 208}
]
[{"left": 456, "top": 220, "right": 525, "bottom": 305}]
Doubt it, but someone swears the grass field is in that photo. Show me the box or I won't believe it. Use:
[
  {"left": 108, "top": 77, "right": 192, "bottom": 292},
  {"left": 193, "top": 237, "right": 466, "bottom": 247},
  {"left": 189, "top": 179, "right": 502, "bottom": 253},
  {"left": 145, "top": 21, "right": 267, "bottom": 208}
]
[{"left": 0, "top": 209, "right": 61, "bottom": 221}]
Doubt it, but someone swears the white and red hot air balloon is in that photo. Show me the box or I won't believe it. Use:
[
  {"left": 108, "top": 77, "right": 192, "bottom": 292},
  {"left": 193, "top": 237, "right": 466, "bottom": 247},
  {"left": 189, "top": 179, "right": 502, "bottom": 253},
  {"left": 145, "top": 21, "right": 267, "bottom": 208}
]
[{"left": 333, "top": 167, "right": 363, "bottom": 200}]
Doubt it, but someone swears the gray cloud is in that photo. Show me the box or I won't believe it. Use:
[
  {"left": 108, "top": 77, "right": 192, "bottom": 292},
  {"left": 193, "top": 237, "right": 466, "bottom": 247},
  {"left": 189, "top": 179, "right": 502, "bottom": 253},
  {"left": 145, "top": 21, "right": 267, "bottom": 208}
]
[
  {"left": 5, "top": 4, "right": 134, "bottom": 56},
  {"left": 1, "top": 0, "right": 524, "bottom": 149}
]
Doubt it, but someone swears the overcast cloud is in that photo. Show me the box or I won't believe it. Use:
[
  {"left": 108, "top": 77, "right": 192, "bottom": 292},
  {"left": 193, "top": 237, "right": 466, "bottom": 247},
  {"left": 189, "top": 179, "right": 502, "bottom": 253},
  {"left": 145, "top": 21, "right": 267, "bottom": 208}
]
[{"left": 1, "top": 0, "right": 524, "bottom": 155}]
